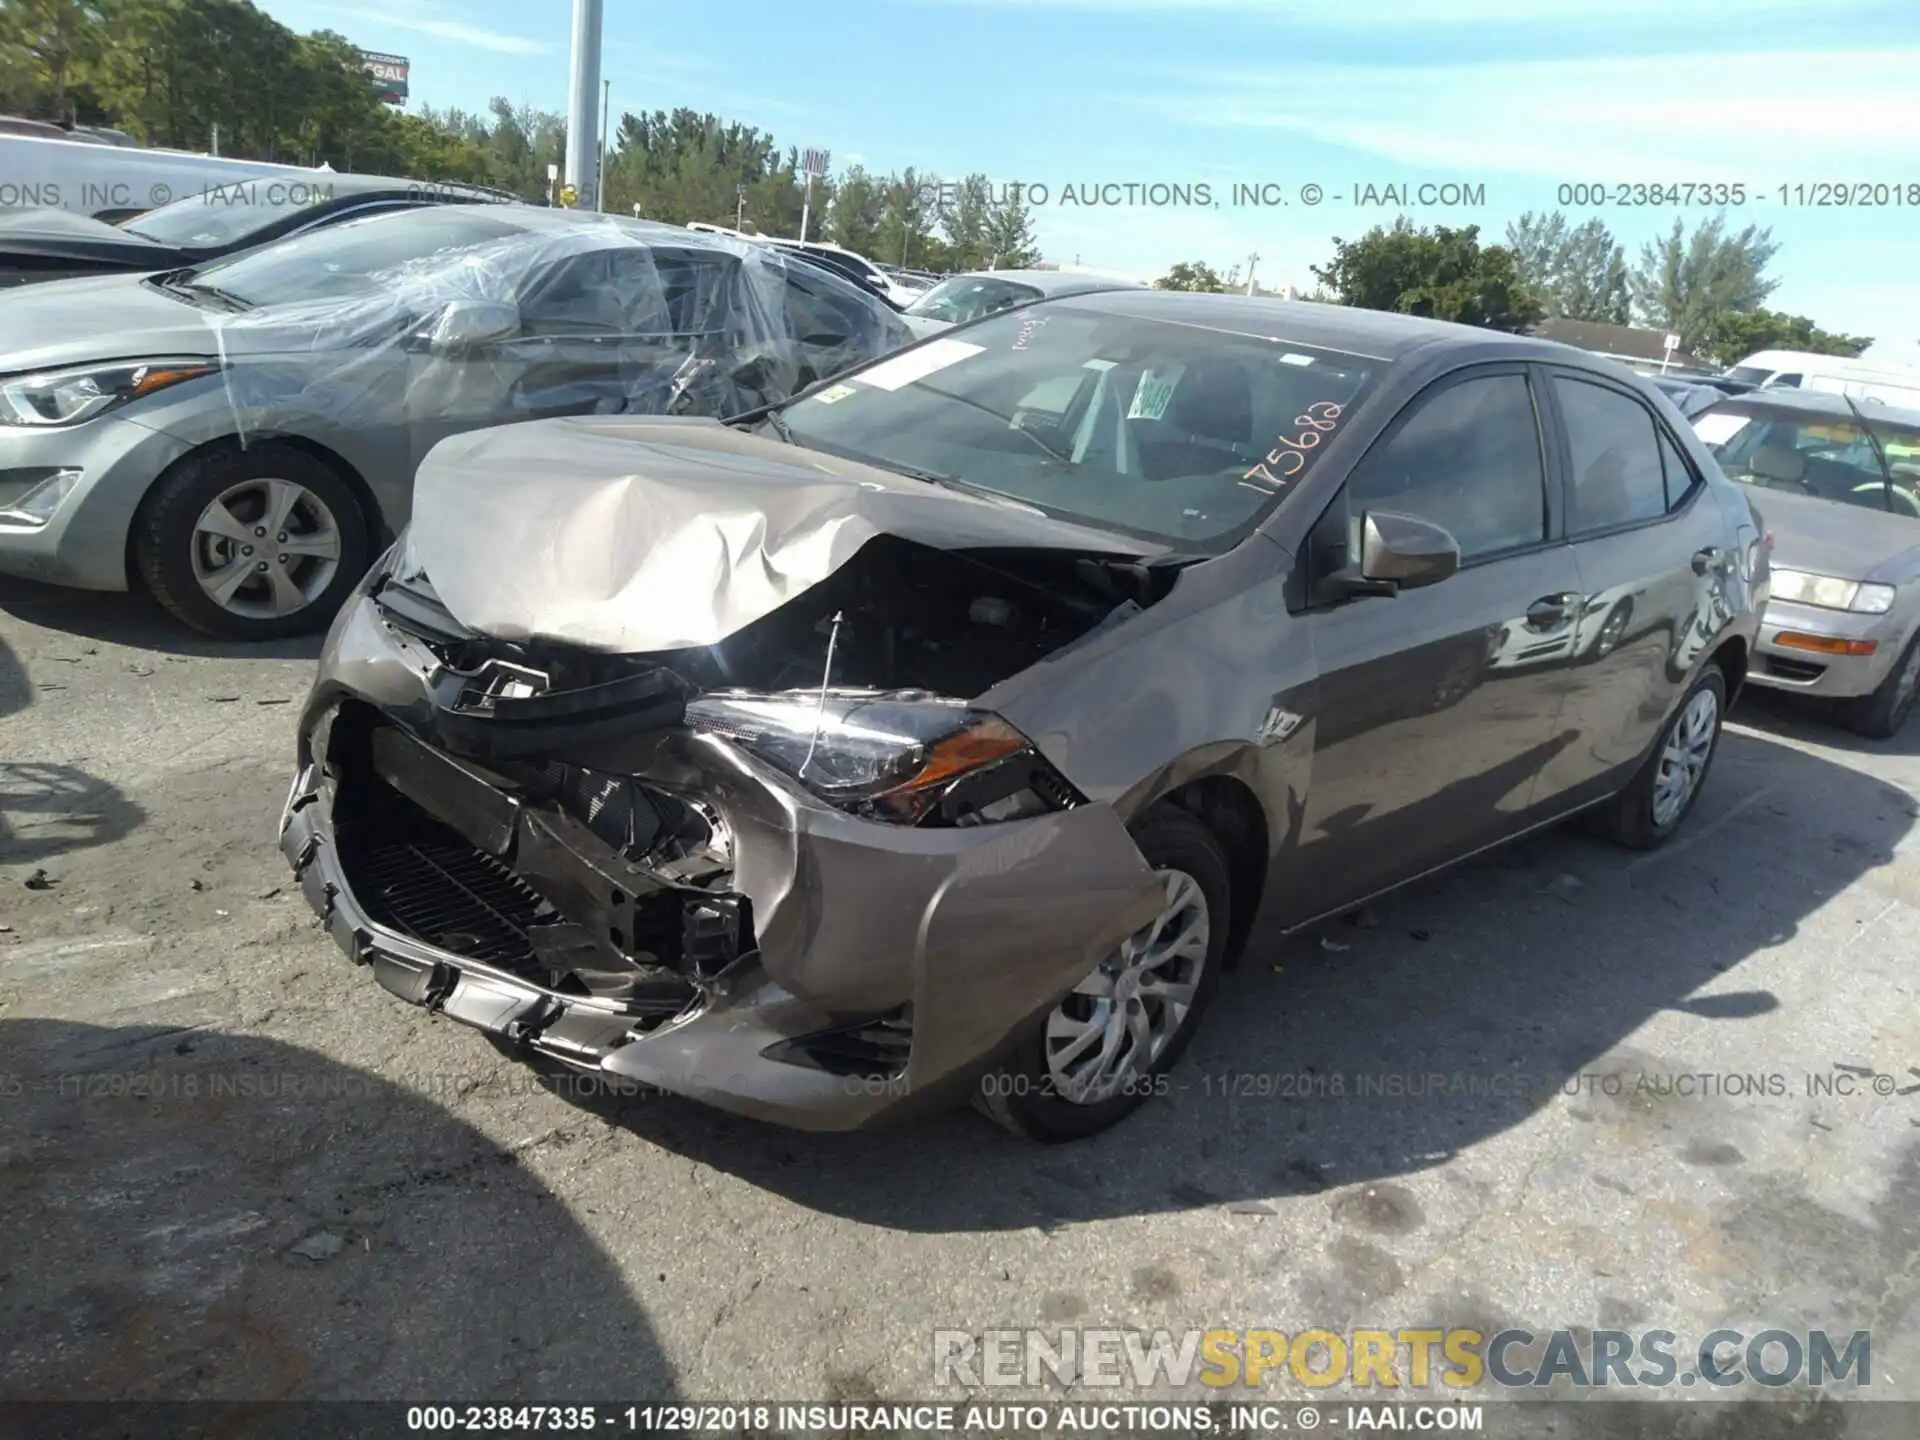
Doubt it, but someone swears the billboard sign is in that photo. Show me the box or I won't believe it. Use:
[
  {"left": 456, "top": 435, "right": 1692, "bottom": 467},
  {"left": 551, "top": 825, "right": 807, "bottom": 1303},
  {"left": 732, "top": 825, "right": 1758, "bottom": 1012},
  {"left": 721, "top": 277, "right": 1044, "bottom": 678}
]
[{"left": 360, "top": 51, "right": 409, "bottom": 105}]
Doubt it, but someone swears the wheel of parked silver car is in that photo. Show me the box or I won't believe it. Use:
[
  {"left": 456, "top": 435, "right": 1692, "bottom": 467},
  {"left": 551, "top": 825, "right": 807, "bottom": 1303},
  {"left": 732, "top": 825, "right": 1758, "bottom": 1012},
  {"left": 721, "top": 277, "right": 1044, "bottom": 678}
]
[
  {"left": 1843, "top": 631, "right": 1920, "bottom": 740},
  {"left": 977, "top": 804, "right": 1229, "bottom": 1142},
  {"left": 134, "top": 443, "right": 372, "bottom": 641}
]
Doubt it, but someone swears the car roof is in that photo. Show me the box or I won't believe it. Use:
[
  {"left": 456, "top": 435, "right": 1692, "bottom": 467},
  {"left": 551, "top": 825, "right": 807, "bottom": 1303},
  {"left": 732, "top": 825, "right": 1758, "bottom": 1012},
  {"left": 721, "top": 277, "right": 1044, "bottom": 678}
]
[
  {"left": 1708, "top": 386, "right": 1920, "bottom": 431},
  {"left": 944, "top": 270, "right": 1145, "bottom": 295},
  {"left": 1043, "top": 289, "right": 1582, "bottom": 363},
  {"left": 320, "top": 174, "right": 515, "bottom": 202}
]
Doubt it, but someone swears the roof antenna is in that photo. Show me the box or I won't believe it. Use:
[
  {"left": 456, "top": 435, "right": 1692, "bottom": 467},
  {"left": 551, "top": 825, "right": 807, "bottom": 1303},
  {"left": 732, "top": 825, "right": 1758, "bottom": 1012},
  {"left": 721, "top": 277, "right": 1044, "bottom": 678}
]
[{"left": 798, "top": 610, "right": 844, "bottom": 779}]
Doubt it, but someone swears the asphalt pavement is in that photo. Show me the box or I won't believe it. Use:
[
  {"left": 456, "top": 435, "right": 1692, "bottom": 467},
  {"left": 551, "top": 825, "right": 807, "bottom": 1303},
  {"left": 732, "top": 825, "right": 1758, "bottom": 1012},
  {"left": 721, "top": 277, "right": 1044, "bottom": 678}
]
[{"left": 3, "top": 576, "right": 1917, "bottom": 1422}]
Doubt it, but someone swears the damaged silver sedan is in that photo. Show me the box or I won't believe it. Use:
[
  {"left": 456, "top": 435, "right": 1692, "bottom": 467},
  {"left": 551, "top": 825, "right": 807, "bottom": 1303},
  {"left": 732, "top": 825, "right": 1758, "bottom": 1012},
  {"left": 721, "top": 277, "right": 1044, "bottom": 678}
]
[{"left": 282, "top": 292, "right": 1762, "bottom": 1140}]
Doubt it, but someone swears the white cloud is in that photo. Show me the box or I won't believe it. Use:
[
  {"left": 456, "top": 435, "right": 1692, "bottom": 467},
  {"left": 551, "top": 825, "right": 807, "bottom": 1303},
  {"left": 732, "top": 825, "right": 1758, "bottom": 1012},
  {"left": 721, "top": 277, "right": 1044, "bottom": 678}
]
[
  {"left": 1139, "top": 48, "right": 1920, "bottom": 181},
  {"left": 338, "top": 5, "right": 548, "bottom": 55}
]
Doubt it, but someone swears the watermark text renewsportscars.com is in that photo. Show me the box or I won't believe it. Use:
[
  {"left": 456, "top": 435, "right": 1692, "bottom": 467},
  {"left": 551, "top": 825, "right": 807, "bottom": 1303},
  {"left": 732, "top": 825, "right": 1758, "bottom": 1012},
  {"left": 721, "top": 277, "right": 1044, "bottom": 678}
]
[{"left": 933, "top": 1327, "right": 1872, "bottom": 1393}]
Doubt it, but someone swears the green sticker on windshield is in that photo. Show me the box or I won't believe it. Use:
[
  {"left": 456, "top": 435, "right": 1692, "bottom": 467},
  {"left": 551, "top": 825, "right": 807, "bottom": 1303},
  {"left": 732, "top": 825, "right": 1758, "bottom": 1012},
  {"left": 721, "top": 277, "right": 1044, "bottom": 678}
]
[
  {"left": 814, "top": 384, "right": 857, "bottom": 404},
  {"left": 1128, "top": 369, "right": 1179, "bottom": 421}
]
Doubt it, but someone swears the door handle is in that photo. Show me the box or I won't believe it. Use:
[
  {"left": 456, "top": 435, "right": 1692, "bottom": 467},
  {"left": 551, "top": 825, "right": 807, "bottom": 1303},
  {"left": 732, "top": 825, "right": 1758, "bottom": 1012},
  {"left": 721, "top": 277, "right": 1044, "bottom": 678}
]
[
  {"left": 1692, "top": 547, "right": 1724, "bottom": 576},
  {"left": 1525, "top": 592, "right": 1580, "bottom": 629}
]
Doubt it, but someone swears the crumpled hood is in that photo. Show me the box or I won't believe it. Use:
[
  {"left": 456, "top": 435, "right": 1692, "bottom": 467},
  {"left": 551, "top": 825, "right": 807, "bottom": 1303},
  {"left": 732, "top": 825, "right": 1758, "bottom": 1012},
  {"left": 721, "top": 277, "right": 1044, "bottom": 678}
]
[
  {"left": 1754, "top": 486, "right": 1920, "bottom": 583},
  {"left": 409, "top": 414, "right": 1165, "bottom": 653}
]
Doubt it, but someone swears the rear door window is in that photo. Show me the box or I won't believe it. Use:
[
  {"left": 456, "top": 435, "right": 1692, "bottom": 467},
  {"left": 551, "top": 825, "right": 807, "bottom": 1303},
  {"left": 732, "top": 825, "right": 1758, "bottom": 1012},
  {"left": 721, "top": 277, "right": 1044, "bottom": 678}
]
[{"left": 1554, "top": 375, "right": 1669, "bottom": 534}]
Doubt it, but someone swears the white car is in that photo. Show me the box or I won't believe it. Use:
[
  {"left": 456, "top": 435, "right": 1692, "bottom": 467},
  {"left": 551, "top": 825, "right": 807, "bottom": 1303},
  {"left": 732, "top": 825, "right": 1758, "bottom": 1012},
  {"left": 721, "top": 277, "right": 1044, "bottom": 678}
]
[
  {"left": 0, "top": 132, "right": 336, "bottom": 222},
  {"left": 683, "top": 225, "right": 920, "bottom": 307}
]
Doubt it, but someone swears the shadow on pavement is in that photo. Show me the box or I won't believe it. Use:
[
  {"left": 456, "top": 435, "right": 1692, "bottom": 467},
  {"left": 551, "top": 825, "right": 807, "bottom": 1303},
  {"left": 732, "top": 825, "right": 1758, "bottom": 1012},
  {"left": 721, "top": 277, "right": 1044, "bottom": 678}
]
[
  {"left": 1733, "top": 682, "right": 1920, "bottom": 759},
  {"left": 0, "top": 578, "right": 322, "bottom": 662},
  {"left": 537, "top": 726, "right": 1914, "bottom": 1232},
  {"left": 1, "top": 635, "right": 146, "bottom": 866},
  {"left": 0, "top": 1020, "right": 673, "bottom": 1402}
]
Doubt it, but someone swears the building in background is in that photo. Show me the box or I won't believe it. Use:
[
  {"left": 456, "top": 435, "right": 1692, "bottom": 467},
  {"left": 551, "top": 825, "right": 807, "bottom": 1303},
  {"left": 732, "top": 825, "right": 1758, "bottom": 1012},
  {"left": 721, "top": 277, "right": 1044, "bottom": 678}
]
[{"left": 360, "top": 52, "right": 410, "bottom": 107}]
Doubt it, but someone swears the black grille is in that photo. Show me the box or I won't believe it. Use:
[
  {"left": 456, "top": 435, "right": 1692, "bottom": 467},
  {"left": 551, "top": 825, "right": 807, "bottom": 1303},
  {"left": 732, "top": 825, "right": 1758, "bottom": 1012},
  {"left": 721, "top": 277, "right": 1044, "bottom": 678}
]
[
  {"left": 765, "top": 1009, "right": 913, "bottom": 1080},
  {"left": 1764, "top": 654, "right": 1826, "bottom": 683},
  {"left": 346, "top": 813, "right": 555, "bottom": 970}
]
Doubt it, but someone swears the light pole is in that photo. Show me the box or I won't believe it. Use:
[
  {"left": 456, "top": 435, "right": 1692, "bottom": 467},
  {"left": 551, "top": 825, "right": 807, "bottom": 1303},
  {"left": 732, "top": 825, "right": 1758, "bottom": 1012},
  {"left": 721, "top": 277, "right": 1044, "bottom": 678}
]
[
  {"left": 597, "top": 78, "right": 610, "bottom": 213},
  {"left": 1245, "top": 252, "right": 1260, "bottom": 296},
  {"left": 563, "top": 0, "right": 604, "bottom": 210}
]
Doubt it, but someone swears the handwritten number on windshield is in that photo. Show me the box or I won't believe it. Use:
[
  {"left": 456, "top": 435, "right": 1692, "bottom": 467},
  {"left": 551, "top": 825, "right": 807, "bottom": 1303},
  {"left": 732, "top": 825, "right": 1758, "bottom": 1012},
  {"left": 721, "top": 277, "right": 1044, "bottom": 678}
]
[{"left": 1242, "top": 401, "right": 1345, "bottom": 494}]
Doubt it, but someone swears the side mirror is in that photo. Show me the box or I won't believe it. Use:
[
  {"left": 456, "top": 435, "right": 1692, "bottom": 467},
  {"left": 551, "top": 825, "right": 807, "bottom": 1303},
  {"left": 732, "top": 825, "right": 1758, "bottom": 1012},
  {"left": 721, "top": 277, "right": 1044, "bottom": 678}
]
[
  {"left": 1330, "top": 510, "right": 1461, "bottom": 597},
  {"left": 423, "top": 298, "right": 520, "bottom": 355}
]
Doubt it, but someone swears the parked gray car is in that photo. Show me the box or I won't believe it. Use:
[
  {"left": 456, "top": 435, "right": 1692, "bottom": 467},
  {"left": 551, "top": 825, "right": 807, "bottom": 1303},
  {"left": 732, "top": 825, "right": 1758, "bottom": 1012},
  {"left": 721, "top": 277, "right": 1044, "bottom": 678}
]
[
  {"left": 1691, "top": 387, "right": 1920, "bottom": 736},
  {"left": 280, "top": 293, "right": 1762, "bottom": 1140},
  {"left": 0, "top": 204, "right": 912, "bottom": 638},
  {"left": 900, "top": 268, "right": 1145, "bottom": 337}
]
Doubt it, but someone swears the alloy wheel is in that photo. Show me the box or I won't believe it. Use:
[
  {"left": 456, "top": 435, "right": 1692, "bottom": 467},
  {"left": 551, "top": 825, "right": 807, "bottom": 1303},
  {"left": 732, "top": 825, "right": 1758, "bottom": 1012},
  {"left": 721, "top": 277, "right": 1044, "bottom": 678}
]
[
  {"left": 190, "top": 477, "right": 343, "bottom": 621},
  {"left": 1043, "top": 868, "right": 1210, "bottom": 1105},
  {"left": 1651, "top": 686, "right": 1720, "bottom": 829}
]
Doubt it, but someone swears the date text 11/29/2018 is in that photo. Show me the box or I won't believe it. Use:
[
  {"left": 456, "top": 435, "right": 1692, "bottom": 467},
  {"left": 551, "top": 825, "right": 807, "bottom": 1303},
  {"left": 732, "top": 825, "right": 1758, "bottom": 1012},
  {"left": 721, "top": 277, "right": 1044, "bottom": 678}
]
[
  {"left": 1557, "top": 181, "right": 1920, "bottom": 207},
  {"left": 403, "top": 1403, "right": 1486, "bottom": 1433}
]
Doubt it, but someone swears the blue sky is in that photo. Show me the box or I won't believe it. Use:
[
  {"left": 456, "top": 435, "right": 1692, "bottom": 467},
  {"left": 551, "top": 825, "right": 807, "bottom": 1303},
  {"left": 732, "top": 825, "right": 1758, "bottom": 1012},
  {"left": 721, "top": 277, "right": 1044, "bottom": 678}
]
[{"left": 263, "top": 0, "right": 1920, "bottom": 361}]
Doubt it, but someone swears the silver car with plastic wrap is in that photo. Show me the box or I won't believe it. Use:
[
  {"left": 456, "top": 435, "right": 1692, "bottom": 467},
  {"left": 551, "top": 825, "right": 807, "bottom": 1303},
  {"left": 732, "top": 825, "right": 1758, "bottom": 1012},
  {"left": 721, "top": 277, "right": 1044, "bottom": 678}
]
[
  {"left": 0, "top": 205, "right": 910, "bottom": 639},
  {"left": 283, "top": 294, "right": 1760, "bottom": 1140}
]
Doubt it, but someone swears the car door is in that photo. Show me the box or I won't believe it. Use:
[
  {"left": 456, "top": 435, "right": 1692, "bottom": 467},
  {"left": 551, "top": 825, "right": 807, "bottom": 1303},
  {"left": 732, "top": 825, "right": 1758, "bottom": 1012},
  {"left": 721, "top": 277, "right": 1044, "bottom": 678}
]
[
  {"left": 1527, "top": 367, "right": 1733, "bottom": 808},
  {"left": 1295, "top": 365, "right": 1585, "bottom": 913}
]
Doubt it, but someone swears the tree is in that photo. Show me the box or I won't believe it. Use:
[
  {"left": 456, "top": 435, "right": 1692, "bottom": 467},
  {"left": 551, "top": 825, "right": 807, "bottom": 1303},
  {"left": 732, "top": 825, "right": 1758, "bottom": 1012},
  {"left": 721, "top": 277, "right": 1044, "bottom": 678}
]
[
  {"left": 3, "top": 0, "right": 100, "bottom": 119},
  {"left": 874, "top": 167, "right": 943, "bottom": 270},
  {"left": 1628, "top": 214, "right": 1781, "bottom": 353},
  {"left": 1155, "top": 261, "right": 1229, "bottom": 292},
  {"left": 1310, "top": 218, "right": 1542, "bottom": 331},
  {"left": 981, "top": 184, "right": 1041, "bottom": 268},
  {"left": 1506, "top": 210, "right": 1630, "bottom": 324},
  {"left": 826, "top": 164, "right": 885, "bottom": 256},
  {"left": 939, "top": 173, "right": 995, "bottom": 270},
  {"left": 1699, "top": 309, "right": 1874, "bottom": 367}
]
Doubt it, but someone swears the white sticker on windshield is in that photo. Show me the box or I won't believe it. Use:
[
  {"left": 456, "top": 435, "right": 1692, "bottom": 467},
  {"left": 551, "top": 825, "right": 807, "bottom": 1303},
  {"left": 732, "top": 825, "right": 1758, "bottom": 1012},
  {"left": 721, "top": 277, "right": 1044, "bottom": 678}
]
[
  {"left": 813, "top": 384, "right": 856, "bottom": 404},
  {"left": 852, "top": 338, "right": 986, "bottom": 391},
  {"left": 1128, "top": 368, "right": 1180, "bottom": 420},
  {"left": 1692, "top": 412, "right": 1751, "bottom": 446},
  {"left": 1279, "top": 353, "right": 1316, "bottom": 366}
]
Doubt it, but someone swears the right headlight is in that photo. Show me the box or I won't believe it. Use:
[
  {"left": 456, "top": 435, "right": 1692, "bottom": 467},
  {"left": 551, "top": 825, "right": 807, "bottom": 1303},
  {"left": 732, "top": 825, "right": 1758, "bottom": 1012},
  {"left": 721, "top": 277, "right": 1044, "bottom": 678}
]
[{"left": 685, "top": 689, "right": 1079, "bottom": 826}]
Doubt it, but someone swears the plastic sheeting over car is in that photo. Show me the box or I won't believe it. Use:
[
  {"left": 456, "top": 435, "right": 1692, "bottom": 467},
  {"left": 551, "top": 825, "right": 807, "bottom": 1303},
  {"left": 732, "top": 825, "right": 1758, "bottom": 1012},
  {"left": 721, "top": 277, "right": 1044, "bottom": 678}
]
[
  {"left": 190, "top": 212, "right": 913, "bottom": 451},
  {"left": 403, "top": 413, "right": 1168, "bottom": 653}
]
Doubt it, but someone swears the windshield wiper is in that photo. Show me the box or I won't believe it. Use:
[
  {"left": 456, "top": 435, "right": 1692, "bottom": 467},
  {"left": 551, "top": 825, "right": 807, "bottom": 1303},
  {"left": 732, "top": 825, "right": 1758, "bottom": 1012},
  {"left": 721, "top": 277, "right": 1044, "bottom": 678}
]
[
  {"left": 758, "top": 409, "right": 796, "bottom": 444},
  {"left": 154, "top": 272, "right": 251, "bottom": 312},
  {"left": 871, "top": 459, "right": 1044, "bottom": 512}
]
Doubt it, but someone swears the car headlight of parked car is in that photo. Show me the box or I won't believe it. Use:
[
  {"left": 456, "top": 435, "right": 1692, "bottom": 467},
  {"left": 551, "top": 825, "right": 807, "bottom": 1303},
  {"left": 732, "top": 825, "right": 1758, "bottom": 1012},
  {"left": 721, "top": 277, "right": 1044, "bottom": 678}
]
[
  {"left": 0, "top": 357, "right": 220, "bottom": 428},
  {"left": 1769, "top": 567, "right": 1896, "bottom": 615},
  {"left": 684, "top": 691, "right": 1077, "bottom": 826}
]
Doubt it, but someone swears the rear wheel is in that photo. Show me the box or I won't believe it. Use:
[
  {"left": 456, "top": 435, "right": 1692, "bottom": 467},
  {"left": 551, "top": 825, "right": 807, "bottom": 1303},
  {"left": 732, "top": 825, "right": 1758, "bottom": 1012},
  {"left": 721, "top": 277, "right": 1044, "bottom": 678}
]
[
  {"left": 977, "top": 805, "right": 1229, "bottom": 1142},
  {"left": 1841, "top": 633, "right": 1920, "bottom": 740},
  {"left": 134, "top": 443, "right": 371, "bottom": 641},
  {"left": 1590, "top": 664, "right": 1727, "bottom": 850}
]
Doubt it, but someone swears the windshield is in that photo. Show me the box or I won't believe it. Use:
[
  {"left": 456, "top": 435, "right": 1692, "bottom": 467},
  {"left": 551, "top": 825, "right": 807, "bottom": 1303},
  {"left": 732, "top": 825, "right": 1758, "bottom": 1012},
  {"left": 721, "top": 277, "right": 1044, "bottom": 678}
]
[
  {"left": 1725, "top": 365, "right": 1775, "bottom": 385},
  {"left": 123, "top": 187, "right": 334, "bottom": 249},
  {"left": 777, "top": 301, "right": 1382, "bottom": 550},
  {"left": 1694, "top": 401, "right": 1920, "bottom": 517},
  {"left": 908, "top": 275, "right": 1046, "bottom": 325},
  {"left": 177, "top": 208, "right": 523, "bottom": 308}
]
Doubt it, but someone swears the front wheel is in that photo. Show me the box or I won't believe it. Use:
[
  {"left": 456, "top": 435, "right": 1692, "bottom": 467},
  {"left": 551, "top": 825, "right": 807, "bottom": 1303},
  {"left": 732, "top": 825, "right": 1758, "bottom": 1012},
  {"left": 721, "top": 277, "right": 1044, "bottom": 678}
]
[
  {"left": 1842, "top": 632, "right": 1920, "bottom": 740},
  {"left": 1590, "top": 664, "right": 1727, "bottom": 850},
  {"left": 134, "top": 443, "right": 371, "bottom": 641},
  {"left": 976, "top": 805, "right": 1229, "bottom": 1142}
]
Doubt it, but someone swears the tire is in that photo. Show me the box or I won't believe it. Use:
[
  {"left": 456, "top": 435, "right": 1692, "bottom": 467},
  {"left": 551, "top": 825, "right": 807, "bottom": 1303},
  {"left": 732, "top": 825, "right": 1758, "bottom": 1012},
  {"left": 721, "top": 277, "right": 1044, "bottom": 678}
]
[
  {"left": 1841, "top": 632, "right": 1920, "bottom": 740},
  {"left": 1591, "top": 664, "right": 1728, "bottom": 850},
  {"left": 133, "top": 443, "right": 372, "bottom": 641},
  {"left": 976, "top": 804, "right": 1230, "bottom": 1142}
]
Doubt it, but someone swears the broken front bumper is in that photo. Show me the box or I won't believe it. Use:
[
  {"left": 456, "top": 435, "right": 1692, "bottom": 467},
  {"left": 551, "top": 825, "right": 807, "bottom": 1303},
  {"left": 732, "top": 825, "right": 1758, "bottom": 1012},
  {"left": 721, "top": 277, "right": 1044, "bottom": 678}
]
[{"left": 279, "top": 590, "right": 1164, "bottom": 1131}]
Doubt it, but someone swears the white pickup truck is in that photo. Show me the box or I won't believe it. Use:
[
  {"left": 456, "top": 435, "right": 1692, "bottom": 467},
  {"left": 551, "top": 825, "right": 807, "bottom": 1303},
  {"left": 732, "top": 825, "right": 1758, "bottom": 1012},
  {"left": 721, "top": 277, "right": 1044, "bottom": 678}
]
[{"left": 0, "top": 131, "right": 336, "bottom": 221}]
